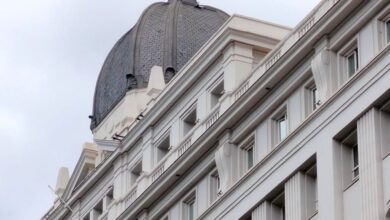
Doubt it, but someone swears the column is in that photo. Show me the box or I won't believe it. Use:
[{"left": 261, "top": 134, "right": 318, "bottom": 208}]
[
  {"left": 285, "top": 172, "right": 305, "bottom": 220},
  {"left": 357, "top": 108, "right": 385, "bottom": 220}
]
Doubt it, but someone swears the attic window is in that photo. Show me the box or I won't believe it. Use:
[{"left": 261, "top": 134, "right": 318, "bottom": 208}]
[
  {"left": 156, "top": 133, "right": 171, "bottom": 162},
  {"left": 182, "top": 105, "right": 198, "bottom": 136},
  {"left": 130, "top": 160, "right": 142, "bottom": 185},
  {"left": 210, "top": 79, "right": 224, "bottom": 109}
]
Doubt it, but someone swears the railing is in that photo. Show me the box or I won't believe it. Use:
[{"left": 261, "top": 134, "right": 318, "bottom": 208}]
[
  {"left": 151, "top": 163, "right": 165, "bottom": 182},
  {"left": 265, "top": 50, "right": 281, "bottom": 70},
  {"left": 177, "top": 136, "right": 192, "bottom": 157},
  {"left": 125, "top": 187, "right": 137, "bottom": 207},
  {"left": 118, "top": 0, "right": 341, "bottom": 214},
  {"left": 206, "top": 109, "right": 220, "bottom": 129},
  {"left": 298, "top": 16, "right": 315, "bottom": 38},
  {"left": 234, "top": 80, "right": 250, "bottom": 101}
]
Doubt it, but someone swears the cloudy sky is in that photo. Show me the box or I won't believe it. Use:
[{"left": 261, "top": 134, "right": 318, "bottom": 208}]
[{"left": 0, "top": 0, "right": 320, "bottom": 219}]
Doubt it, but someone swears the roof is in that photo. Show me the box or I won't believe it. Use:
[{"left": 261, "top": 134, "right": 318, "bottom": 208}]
[{"left": 91, "top": 0, "right": 229, "bottom": 129}]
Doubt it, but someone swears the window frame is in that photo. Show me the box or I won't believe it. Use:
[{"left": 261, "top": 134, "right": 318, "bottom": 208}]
[
  {"left": 271, "top": 105, "right": 288, "bottom": 147},
  {"left": 182, "top": 190, "right": 197, "bottom": 220},
  {"left": 154, "top": 129, "right": 172, "bottom": 164},
  {"left": 238, "top": 133, "right": 256, "bottom": 175},
  {"left": 346, "top": 49, "right": 359, "bottom": 77},
  {"left": 338, "top": 37, "right": 359, "bottom": 80},
  {"left": 208, "top": 76, "right": 225, "bottom": 110},
  {"left": 129, "top": 159, "right": 143, "bottom": 185},
  {"left": 209, "top": 168, "right": 221, "bottom": 204},
  {"left": 181, "top": 103, "right": 198, "bottom": 138},
  {"left": 304, "top": 78, "right": 321, "bottom": 117}
]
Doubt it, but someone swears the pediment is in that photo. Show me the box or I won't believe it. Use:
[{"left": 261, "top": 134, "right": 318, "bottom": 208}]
[{"left": 62, "top": 143, "right": 98, "bottom": 200}]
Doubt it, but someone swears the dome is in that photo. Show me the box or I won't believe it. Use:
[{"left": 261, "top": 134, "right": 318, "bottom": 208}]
[{"left": 91, "top": 0, "right": 229, "bottom": 129}]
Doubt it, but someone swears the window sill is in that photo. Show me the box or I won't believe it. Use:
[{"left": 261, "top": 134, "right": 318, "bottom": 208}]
[{"left": 344, "top": 176, "right": 359, "bottom": 192}]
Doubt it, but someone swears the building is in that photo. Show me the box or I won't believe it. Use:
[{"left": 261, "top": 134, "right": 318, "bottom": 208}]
[{"left": 42, "top": 0, "right": 390, "bottom": 219}]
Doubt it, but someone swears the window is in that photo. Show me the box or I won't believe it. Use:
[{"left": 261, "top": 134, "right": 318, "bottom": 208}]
[
  {"left": 305, "top": 80, "right": 321, "bottom": 116},
  {"left": 338, "top": 38, "right": 358, "bottom": 81},
  {"left": 182, "top": 105, "right": 198, "bottom": 137},
  {"left": 156, "top": 133, "right": 171, "bottom": 162},
  {"left": 210, "top": 170, "right": 221, "bottom": 203},
  {"left": 342, "top": 130, "right": 359, "bottom": 180},
  {"left": 83, "top": 213, "right": 90, "bottom": 220},
  {"left": 352, "top": 144, "right": 359, "bottom": 179},
  {"left": 271, "top": 106, "right": 288, "bottom": 147},
  {"left": 271, "top": 192, "right": 286, "bottom": 220},
  {"left": 160, "top": 214, "right": 169, "bottom": 220},
  {"left": 130, "top": 160, "right": 142, "bottom": 185},
  {"left": 305, "top": 165, "right": 318, "bottom": 218},
  {"left": 210, "top": 79, "right": 224, "bottom": 109},
  {"left": 106, "top": 187, "right": 114, "bottom": 207},
  {"left": 93, "top": 200, "right": 103, "bottom": 217},
  {"left": 183, "top": 192, "right": 196, "bottom": 220},
  {"left": 347, "top": 49, "right": 359, "bottom": 77},
  {"left": 239, "top": 135, "right": 255, "bottom": 175},
  {"left": 338, "top": 128, "right": 359, "bottom": 189},
  {"left": 275, "top": 112, "right": 288, "bottom": 143}
]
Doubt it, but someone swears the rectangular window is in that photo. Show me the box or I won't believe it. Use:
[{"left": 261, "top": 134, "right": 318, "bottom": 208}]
[
  {"left": 337, "top": 128, "right": 359, "bottom": 189},
  {"left": 182, "top": 105, "right": 197, "bottom": 137},
  {"left": 352, "top": 144, "right": 359, "bottom": 179},
  {"left": 130, "top": 160, "right": 142, "bottom": 185},
  {"left": 210, "top": 79, "right": 224, "bottom": 109},
  {"left": 210, "top": 170, "right": 220, "bottom": 203},
  {"left": 106, "top": 187, "right": 114, "bottom": 208},
  {"left": 277, "top": 113, "right": 288, "bottom": 142},
  {"left": 311, "top": 87, "right": 320, "bottom": 111},
  {"left": 271, "top": 191, "right": 286, "bottom": 220},
  {"left": 305, "top": 165, "right": 318, "bottom": 218},
  {"left": 271, "top": 106, "right": 288, "bottom": 147},
  {"left": 347, "top": 49, "right": 358, "bottom": 77},
  {"left": 239, "top": 136, "right": 255, "bottom": 175},
  {"left": 247, "top": 147, "right": 254, "bottom": 169},
  {"left": 156, "top": 134, "right": 171, "bottom": 162},
  {"left": 183, "top": 193, "right": 196, "bottom": 220},
  {"left": 305, "top": 80, "right": 321, "bottom": 116},
  {"left": 93, "top": 200, "right": 103, "bottom": 217}
]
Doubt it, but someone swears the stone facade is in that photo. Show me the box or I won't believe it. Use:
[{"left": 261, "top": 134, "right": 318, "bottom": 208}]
[{"left": 42, "top": 1, "right": 390, "bottom": 220}]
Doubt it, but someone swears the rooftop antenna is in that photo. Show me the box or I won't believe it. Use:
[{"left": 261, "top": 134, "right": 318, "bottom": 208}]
[{"left": 48, "top": 185, "right": 74, "bottom": 213}]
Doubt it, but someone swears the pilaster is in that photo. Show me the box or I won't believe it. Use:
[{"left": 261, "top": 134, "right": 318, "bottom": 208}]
[
  {"left": 252, "top": 201, "right": 272, "bottom": 220},
  {"left": 285, "top": 172, "right": 305, "bottom": 220},
  {"left": 223, "top": 42, "right": 254, "bottom": 93},
  {"left": 142, "top": 127, "right": 154, "bottom": 172},
  {"left": 357, "top": 108, "right": 385, "bottom": 220}
]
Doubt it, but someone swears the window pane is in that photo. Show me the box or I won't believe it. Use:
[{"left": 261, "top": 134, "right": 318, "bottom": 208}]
[
  {"left": 353, "top": 145, "right": 359, "bottom": 167},
  {"left": 347, "top": 52, "right": 357, "bottom": 76},
  {"left": 387, "top": 20, "right": 390, "bottom": 43},
  {"left": 247, "top": 148, "right": 253, "bottom": 169},
  {"left": 278, "top": 115, "right": 287, "bottom": 140},
  {"left": 352, "top": 145, "right": 359, "bottom": 178},
  {"left": 188, "top": 202, "right": 194, "bottom": 220},
  {"left": 312, "top": 87, "right": 319, "bottom": 110}
]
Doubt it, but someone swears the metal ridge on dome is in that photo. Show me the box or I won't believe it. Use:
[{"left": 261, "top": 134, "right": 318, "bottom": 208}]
[{"left": 90, "top": 0, "right": 229, "bottom": 130}]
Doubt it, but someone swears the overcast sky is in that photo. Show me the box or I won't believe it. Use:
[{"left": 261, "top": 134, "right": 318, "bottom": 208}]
[{"left": 0, "top": 0, "right": 321, "bottom": 219}]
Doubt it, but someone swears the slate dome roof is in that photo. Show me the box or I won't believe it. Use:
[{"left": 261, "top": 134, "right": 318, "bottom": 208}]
[{"left": 91, "top": 0, "right": 229, "bottom": 129}]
